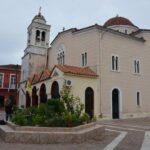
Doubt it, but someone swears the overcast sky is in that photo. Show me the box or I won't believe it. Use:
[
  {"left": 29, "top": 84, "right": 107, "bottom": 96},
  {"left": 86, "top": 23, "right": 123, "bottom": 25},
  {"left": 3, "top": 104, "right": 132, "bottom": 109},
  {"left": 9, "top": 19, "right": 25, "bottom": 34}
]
[{"left": 0, "top": 0, "right": 150, "bottom": 65}]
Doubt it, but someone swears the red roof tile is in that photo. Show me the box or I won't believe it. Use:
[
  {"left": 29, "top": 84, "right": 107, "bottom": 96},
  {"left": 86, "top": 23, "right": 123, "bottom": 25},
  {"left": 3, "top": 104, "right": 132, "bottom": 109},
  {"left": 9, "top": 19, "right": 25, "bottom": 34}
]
[
  {"left": 32, "top": 73, "right": 42, "bottom": 84},
  {"left": 104, "top": 16, "right": 136, "bottom": 28},
  {"left": 40, "top": 69, "right": 51, "bottom": 81},
  {"left": 56, "top": 65, "right": 98, "bottom": 77},
  {"left": 31, "top": 65, "right": 98, "bottom": 85}
]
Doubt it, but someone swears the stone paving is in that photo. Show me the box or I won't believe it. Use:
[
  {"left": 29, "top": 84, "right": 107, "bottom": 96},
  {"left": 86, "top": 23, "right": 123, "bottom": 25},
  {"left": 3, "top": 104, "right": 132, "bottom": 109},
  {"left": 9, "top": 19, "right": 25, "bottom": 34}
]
[
  {"left": 1, "top": 113, "right": 150, "bottom": 150},
  {"left": 0, "top": 130, "right": 118, "bottom": 150},
  {"left": 98, "top": 118, "right": 150, "bottom": 150}
]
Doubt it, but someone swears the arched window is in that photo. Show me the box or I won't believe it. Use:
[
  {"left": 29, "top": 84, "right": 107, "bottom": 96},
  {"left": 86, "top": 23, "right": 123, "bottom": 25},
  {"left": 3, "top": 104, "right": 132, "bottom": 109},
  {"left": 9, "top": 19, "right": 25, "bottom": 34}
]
[
  {"left": 116, "top": 56, "right": 119, "bottom": 70},
  {"left": 134, "top": 60, "right": 140, "bottom": 74},
  {"left": 57, "top": 52, "right": 65, "bottom": 65},
  {"left": 36, "top": 30, "right": 40, "bottom": 42},
  {"left": 112, "top": 55, "right": 119, "bottom": 71},
  {"left": 112, "top": 89, "right": 120, "bottom": 119},
  {"left": 41, "top": 31, "right": 46, "bottom": 41},
  {"left": 51, "top": 81, "right": 60, "bottom": 99},
  {"left": 85, "top": 87, "right": 94, "bottom": 119},
  {"left": 137, "top": 92, "right": 140, "bottom": 106},
  {"left": 40, "top": 83, "right": 47, "bottom": 103},
  {"left": 32, "top": 86, "right": 38, "bottom": 107},
  {"left": 26, "top": 91, "right": 31, "bottom": 107},
  {"left": 134, "top": 60, "right": 137, "bottom": 73},
  {"left": 137, "top": 61, "right": 140, "bottom": 73},
  {"left": 81, "top": 52, "right": 87, "bottom": 67},
  {"left": 112, "top": 56, "right": 115, "bottom": 70},
  {"left": 57, "top": 44, "right": 66, "bottom": 65}
]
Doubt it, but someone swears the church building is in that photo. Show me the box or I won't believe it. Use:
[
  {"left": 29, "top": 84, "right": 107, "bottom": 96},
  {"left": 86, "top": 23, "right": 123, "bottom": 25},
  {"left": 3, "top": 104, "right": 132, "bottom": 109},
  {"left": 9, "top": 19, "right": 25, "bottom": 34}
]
[{"left": 19, "top": 10, "right": 150, "bottom": 119}]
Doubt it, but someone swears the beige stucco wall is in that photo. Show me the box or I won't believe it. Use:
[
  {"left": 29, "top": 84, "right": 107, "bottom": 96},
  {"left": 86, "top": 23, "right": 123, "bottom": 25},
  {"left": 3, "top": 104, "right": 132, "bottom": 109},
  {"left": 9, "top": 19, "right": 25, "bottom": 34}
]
[
  {"left": 34, "top": 26, "right": 150, "bottom": 119},
  {"left": 32, "top": 68, "right": 99, "bottom": 117},
  {"left": 99, "top": 30, "right": 150, "bottom": 118},
  {"left": 48, "top": 28, "right": 100, "bottom": 72},
  {"left": 63, "top": 75, "right": 99, "bottom": 116}
]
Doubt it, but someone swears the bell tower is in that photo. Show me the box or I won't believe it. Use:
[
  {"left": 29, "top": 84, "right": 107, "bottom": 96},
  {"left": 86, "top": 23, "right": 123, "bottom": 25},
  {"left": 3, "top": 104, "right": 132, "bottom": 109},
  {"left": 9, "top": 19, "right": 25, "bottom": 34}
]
[
  {"left": 26, "top": 8, "right": 50, "bottom": 54},
  {"left": 22, "top": 9, "right": 50, "bottom": 81},
  {"left": 19, "top": 9, "right": 50, "bottom": 107}
]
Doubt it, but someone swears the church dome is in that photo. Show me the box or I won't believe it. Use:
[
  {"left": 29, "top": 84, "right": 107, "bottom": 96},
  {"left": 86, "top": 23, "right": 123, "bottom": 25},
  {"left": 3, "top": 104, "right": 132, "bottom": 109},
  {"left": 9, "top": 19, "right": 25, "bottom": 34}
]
[
  {"left": 32, "top": 12, "right": 46, "bottom": 24},
  {"left": 104, "top": 16, "right": 136, "bottom": 27}
]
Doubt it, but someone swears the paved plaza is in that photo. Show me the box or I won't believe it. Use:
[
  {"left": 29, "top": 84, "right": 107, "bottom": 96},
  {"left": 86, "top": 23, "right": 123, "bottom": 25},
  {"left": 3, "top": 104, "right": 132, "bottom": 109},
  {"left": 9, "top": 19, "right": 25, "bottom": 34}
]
[{"left": 1, "top": 112, "right": 150, "bottom": 150}]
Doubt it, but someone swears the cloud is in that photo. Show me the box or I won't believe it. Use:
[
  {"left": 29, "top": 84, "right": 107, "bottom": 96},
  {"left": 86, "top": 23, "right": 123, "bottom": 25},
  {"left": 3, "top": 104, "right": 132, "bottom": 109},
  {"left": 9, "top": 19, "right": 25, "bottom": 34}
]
[{"left": 0, "top": 0, "right": 150, "bottom": 65}]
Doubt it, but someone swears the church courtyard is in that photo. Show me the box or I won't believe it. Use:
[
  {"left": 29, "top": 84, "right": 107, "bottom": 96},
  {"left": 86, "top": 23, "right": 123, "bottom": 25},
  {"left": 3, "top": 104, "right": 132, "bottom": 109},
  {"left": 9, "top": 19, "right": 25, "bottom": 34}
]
[{"left": 0, "top": 111, "right": 150, "bottom": 150}]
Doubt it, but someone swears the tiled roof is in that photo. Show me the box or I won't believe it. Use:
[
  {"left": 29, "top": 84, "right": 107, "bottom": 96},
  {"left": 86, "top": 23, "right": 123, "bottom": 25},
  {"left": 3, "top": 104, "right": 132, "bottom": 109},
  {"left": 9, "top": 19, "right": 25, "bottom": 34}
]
[
  {"left": 56, "top": 65, "right": 98, "bottom": 77},
  {"left": 40, "top": 69, "right": 51, "bottom": 81},
  {"left": 32, "top": 73, "right": 42, "bottom": 84},
  {"left": 31, "top": 65, "right": 98, "bottom": 85},
  {"left": 104, "top": 16, "right": 137, "bottom": 28},
  {"left": 0, "top": 64, "right": 21, "bottom": 70}
]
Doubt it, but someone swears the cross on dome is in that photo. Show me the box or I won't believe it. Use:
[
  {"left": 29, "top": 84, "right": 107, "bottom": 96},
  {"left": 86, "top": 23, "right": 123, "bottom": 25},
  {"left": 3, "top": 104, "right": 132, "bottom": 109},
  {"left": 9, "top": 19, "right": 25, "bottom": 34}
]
[{"left": 39, "top": 6, "right": 42, "bottom": 15}]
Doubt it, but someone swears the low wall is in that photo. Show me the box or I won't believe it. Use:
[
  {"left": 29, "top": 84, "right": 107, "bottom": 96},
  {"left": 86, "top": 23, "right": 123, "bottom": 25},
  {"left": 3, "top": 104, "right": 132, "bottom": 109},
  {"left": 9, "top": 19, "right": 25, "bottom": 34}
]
[
  {"left": 7, "top": 122, "right": 96, "bottom": 132},
  {"left": 0, "top": 123, "right": 105, "bottom": 144}
]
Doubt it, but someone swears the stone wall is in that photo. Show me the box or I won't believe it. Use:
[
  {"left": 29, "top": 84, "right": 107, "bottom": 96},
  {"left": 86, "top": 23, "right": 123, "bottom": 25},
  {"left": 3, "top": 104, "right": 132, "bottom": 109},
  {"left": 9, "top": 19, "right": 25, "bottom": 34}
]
[{"left": 0, "top": 123, "right": 105, "bottom": 144}]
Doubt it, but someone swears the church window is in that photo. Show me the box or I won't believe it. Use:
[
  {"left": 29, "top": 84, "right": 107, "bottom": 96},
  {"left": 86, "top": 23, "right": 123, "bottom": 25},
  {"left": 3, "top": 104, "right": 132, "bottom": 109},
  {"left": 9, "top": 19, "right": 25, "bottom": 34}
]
[
  {"left": 137, "top": 92, "right": 140, "bottom": 106},
  {"left": 112, "top": 55, "right": 119, "bottom": 71},
  {"left": 57, "top": 44, "right": 66, "bottom": 65},
  {"left": 82, "top": 52, "right": 87, "bottom": 67},
  {"left": 82, "top": 54, "right": 84, "bottom": 66},
  {"left": 85, "top": 52, "right": 87, "bottom": 66},
  {"left": 112, "top": 56, "right": 115, "bottom": 70},
  {"left": 41, "top": 31, "right": 46, "bottom": 41},
  {"left": 134, "top": 60, "right": 140, "bottom": 74},
  {"left": 137, "top": 61, "right": 140, "bottom": 73},
  {"left": 57, "top": 52, "right": 65, "bottom": 65},
  {"left": 36, "top": 30, "right": 40, "bottom": 42},
  {"left": 116, "top": 56, "right": 119, "bottom": 70}
]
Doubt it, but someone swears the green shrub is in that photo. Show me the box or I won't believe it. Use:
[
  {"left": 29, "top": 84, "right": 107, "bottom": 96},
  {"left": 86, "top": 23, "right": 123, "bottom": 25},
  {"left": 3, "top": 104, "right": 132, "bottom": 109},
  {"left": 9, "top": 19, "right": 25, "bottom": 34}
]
[
  {"left": 32, "top": 114, "right": 46, "bottom": 126},
  {"left": 46, "top": 99, "right": 65, "bottom": 115},
  {"left": 60, "top": 86, "right": 84, "bottom": 117},
  {"left": 91, "top": 116, "right": 97, "bottom": 122},
  {"left": 80, "top": 113, "right": 90, "bottom": 123},
  {"left": 12, "top": 113, "right": 28, "bottom": 126},
  {"left": 34, "top": 104, "right": 46, "bottom": 115},
  {"left": 63, "top": 113, "right": 82, "bottom": 127},
  {"left": 12, "top": 85, "right": 93, "bottom": 127}
]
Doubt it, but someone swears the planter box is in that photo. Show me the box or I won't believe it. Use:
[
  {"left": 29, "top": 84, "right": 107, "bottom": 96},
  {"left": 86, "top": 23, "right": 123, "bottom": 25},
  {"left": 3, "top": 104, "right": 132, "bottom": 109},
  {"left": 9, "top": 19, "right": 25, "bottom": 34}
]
[{"left": 0, "top": 122, "right": 105, "bottom": 144}]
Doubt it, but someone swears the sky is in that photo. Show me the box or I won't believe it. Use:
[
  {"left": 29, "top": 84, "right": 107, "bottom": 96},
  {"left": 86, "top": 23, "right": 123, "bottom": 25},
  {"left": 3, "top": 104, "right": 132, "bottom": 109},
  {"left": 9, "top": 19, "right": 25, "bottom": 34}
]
[{"left": 0, "top": 0, "right": 150, "bottom": 65}]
